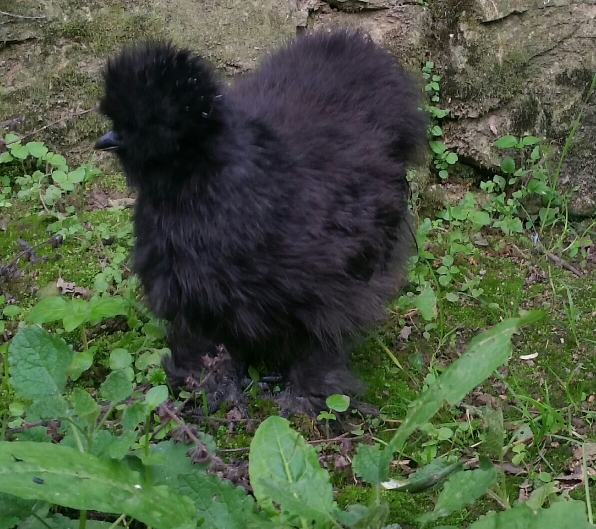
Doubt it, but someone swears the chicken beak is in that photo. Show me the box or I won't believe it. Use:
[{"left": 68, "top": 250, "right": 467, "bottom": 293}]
[{"left": 94, "top": 130, "right": 122, "bottom": 151}]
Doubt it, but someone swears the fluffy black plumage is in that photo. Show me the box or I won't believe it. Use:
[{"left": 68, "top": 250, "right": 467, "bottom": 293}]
[{"left": 96, "top": 30, "right": 427, "bottom": 415}]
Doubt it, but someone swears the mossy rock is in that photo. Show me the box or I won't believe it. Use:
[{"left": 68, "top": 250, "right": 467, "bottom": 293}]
[{"left": 0, "top": 0, "right": 296, "bottom": 165}]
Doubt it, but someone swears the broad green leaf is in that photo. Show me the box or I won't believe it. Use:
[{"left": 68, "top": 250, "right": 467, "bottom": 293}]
[
  {"left": 352, "top": 444, "right": 389, "bottom": 483},
  {"left": 68, "top": 349, "right": 94, "bottom": 381},
  {"left": 175, "top": 472, "right": 277, "bottom": 529},
  {"left": 26, "top": 142, "right": 48, "bottom": 159},
  {"left": 141, "top": 440, "right": 214, "bottom": 484},
  {"left": 530, "top": 145, "right": 541, "bottom": 160},
  {"left": 27, "top": 395, "right": 71, "bottom": 420},
  {"left": 413, "top": 284, "right": 437, "bottom": 321},
  {"left": 9, "top": 402, "right": 25, "bottom": 417},
  {"left": 383, "top": 459, "right": 462, "bottom": 493},
  {"left": 317, "top": 411, "right": 334, "bottom": 421},
  {"left": 442, "top": 255, "right": 454, "bottom": 267},
  {"left": 109, "top": 348, "right": 133, "bottom": 370},
  {"left": 386, "top": 312, "right": 544, "bottom": 455},
  {"left": 0, "top": 442, "right": 195, "bottom": 529},
  {"left": 469, "top": 210, "right": 491, "bottom": 227},
  {"left": 525, "top": 481, "right": 559, "bottom": 510},
  {"left": 435, "top": 258, "right": 450, "bottom": 271},
  {"left": 0, "top": 492, "right": 40, "bottom": 529},
  {"left": 11, "top": 426, "right": 50, "bottom": 444},
  {"left": 528, "top": 179, "right": 550, "bottom": 195},
  {"left": 469, "top": 499, "right": 592, "bottom": 529},
  {"left": 0, "top": 151, "right": 13, "bottom": 163},
  {"left": 248, "top": 365, "right": 260, "bottom": 382},
  {"left": 121, "top": 402, "right": 149, "bottom": 431},
  {"left": 2, "top": 305, "right": 21, "bottom": 318},
  {"left": 121, "top": 366, "right": 135, "bottom": 382},
  {"left": 326, "top": 394, "right": 350, "bottom": 412},
  {"left": 417, "top": 464, "right": 497, "bottom": 523},
  {"left": 51, "top": 170, "right": 67, "bottom": 184},
  {"left": 94, "top": 274, "right": 109, "bottom": 292},
  {"left": 135, "top": 350, "right": 164, "bottom": 371},
  {"left": 522, "top": 135, "right": 540, "bottom": 146},
  {"left": 44, "top": 186, "right": 61, "bottom": 206},
  {"left": 108, "top": 431, "right": 138, "bottom": 460},
  {"left": 429, "top": 141, "right": 447, "bottom": 154},
  {"left": 493, "top": 174, "right": 506, "bottom": 188},
  {"left": 25, "top": 296, "right": 66, "bottom": 325},
  {"left": 8, "top": 326, "right": 73, "bottom": 400},
  {"left": 60, "top": 181, "right": 75, "bottom": 192},
  {"left": 46, "top": 153, "right": 67, "bottom": 167},
  {"left": 100, "top": 369, "right": 133, "bottom": 403},
  {"left": 336, "top": 502, "right": 390, "bottom": 529},
  {"left": 87, "top": 296, "right": 128, "bottom": 322},
  {"left": 63, "top": 299, "right": 89, "bottom": 332},
  {"left": 68, "top": 166, "right": 86, "bottom": 183},
  {"left": 510, "top": 217, "right": 524, "bottom": 233},
  {"left": 144, "top": 385, "right": 168, "bottom": 409},
  {"left": 493, "top": 135, "right": 518, "bottom": 148},
  {"left": 445, "top": 152, "right": 458, "bottom": 164},
  {"left": 142, "top": 322, "right": 165, "bottom": 340},
  {"left": 258, "top": 482, "right": 339, "bottom": 526},
  {"left": 10, "top": 145, "right": 29, "bottom": 160},
  {"left": 249, "top": 416, "right": 336, "bottom": 524},
  {"left": 71, "top": 388, "right": 100, "bottom": 425},
  {"left": 353, "top": 313, "right": 544, "bottom": 483},
  {"left": 500, "top": 157, "right": 515, "bottom": 174}
]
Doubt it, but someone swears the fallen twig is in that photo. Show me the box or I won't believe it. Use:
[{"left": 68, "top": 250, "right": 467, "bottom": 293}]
[
  {"left": 533, "top": 239, "right": 583, "bottom": 277},
  {"left": 544, "top": 250, "right": 583, "bottom": 277},
  {"left": 4, "top": 107, "right": 96, "bottom": 146},
  {"left": 0, "top": 10, "right": 46, "bottom": 20},
  {"left": 159, "top": 401, "right": 230, "bottom": 472},
  {"left": 0, "top": 235, "right": 62, "bottom": 281},
  {"left": 513, "top": 241, "right": 583, "bottom": 277},
  {"left": 0, "top": 116, "right": 25, "bottom": 129}
]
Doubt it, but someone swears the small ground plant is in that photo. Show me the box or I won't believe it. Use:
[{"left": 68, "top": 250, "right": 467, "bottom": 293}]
[
  {"left": 1, "top": 134, "right": 99, "bottom": 213},
  {"left": 6, "top": 311, "right": 587, "bottom": 529},
  {"left": 422, "top": 61, "right": 459, "bottom": 181}
]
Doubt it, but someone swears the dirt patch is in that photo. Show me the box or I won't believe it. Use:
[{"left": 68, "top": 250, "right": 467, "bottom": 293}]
[{"left": 84, "top": 183, "right": 134, "bottom": 210}]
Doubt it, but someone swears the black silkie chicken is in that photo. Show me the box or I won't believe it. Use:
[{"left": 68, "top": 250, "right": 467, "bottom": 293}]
[{"left": 95, "top": 29, "right": 426, "bottom": 416}]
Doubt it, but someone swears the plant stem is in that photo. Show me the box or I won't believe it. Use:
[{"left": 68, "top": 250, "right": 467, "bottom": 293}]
[
  {"left": 67, "top": 418, "right": 86, "bottom": 452},
  {"left": 80, "top": 324, "right": 88, "bottom": 351},
  {"left": 95, "top": 404, "right": 114, "bottom": 434},
  {"left": 31, "top": 513, "right": 54, "bottom": 529},
  {"left": 583, "top": 444, "right": 593, "bottom": 524},
  {"left": 107, "top": 514, "right": 127, "bottom": 529},
  {"left": 0, "top": 350, "right": 10, "bottom": 440},
  {"left": 144, "top": 412, "right": 151, "bottom": 484},
  {"left": 79, "top": 510, "right": 87, "bottom": 529}
]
